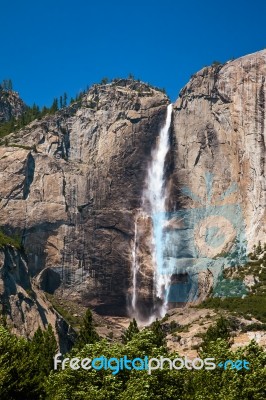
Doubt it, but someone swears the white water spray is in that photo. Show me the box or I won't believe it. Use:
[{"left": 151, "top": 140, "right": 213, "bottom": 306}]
[
  {"left": 130, "top": 104, "right": 173, "bottom": 320},
  {"left": 143, "top": 103, "right": 172, "bottom": 316}
]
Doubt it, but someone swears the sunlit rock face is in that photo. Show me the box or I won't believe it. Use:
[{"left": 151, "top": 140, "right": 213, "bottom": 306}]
[
  {"left": 0, "top": 80, "right": 169, "bottom": 315},
  {"left": 171, "top": 50, "right": 266, "bottom": 248},
  {"left": 167, "top": 50, "right": 266, "bottom": 305}
]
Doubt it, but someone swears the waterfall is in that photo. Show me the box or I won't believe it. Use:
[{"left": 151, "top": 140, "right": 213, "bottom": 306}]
[
  {"left": 144, "top": 103, "right": 172, "bottom": 317},
  {"left": 146, "top": 104, "right": 172, "bottom": 315},
  {"left": 130, "top": 104, "right": 172, "bottom": 321}
]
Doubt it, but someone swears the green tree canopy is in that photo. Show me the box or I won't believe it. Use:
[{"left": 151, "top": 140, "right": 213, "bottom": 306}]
[{"left": 77, "top": 308, "right": 99, "bottom": 349}]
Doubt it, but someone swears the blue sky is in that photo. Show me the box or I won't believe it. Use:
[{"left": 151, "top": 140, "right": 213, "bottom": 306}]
[{"left": 1, "top": 0, "right": 265, "bottom": 107}]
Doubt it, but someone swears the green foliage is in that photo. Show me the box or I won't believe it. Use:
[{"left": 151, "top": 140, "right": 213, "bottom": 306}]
[
  {"left": 100, "top": 77, "right": 109, "bottom": 84},
  {"left": 122, "top": 318, "right": 139, "bottom": 344},
  {"left": 161, "top": 313, "right": 170, "bottom": 322},
  {"left": 0, "top": 76, "right": 169, "bottom": 141},
  {"left": 31, "top": 324, "right": 57, "bottom": 376},
  {"left": 0, "top": 230, "right": 22, "bottom": 249},
  {"left": 175, "top": 324, "right": 189, "bottom": 333},
  {"left": 45, "top": 323, "right": 266, "bottom": 400},
  {"left": 9, "top": 143, "right": 35, "bottom": 150},
  {"left": 212, "top": 60, "right": 223, "bottom": 66},
  {"left": 59, "top": 92, "right": 68, "bottom": 109},
  {"left": 249, "top": 242, "right": 266, "bottom": 260},
  {"left": 25, "top": 288, "right": 36, "bottom": 299},
  {"left": 197, "top": 338, "right": 266, "bottom": 400},
  {"left": 200, "top": 295, "right": 266, "bottom": 322},
  {"left": 256, "top": 241, "right": 263, "bottom": 255},
  {"left": 63, "top": 92, "right": 67, "bottom": 107},
  {"left": 150, "top": 318, "right": 166, "bottom": 347},
  {"left": 0, "top": 324, "right": 56, "bottom": 399},
  {"left": 0, "top": 102, "right": 44, "bottom": 139},
  {"left": 1, "top": 315, "right": 265, "bottom": 399},
  {"left": 50, "top": 98, "right": 59, "bottom": 113},
  {"left": 201, "top": 316, "right": 230, "bottom": 351},
  {"left": 0, "top": 93, "right": 70, "bottom": 140},
  {"left": 45, "top": 293, "right": 82, "bottom": 329},
  {"left": 46, "top": 328, "right": 170, "bottom": 400},
  {"left": 169, "top": 320, "right": 179, "bottom": 333},
  {"left": 241, "top": 323, "right": 266, "bottom": 332},
  {"left": 77, "top": 308, "right": 99, "bottom": 348}
]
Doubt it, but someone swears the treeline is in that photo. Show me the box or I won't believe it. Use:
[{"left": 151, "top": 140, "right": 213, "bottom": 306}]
[
  {"left": 0, "top": 76, "right": 88, "bottom": 139},
  {"left": 0, "top": 323, "right": 57, "bottom": 399},
  {"left": 0, "top": 74, "right": 167, "bottom": 140},
  {"left": 99, "top": 74, "right": 167, "bottom": 94},
  {"left": 0, "top": 92, "right": 74, "bottom": 139},
  {"left": 0, "top": 230, "right": 22, "bottom": 250},
  {"left": 0, "top": 312, "right": 265, "bottom": 399}
]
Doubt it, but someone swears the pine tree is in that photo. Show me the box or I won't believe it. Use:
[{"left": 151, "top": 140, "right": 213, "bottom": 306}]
[
  {"left": 31, "top": 324, "right": 57, "bottom": 373},
  {"left": 150, "top": 319, "right": 166, "bottom": 347},
  {"left": 50, "top": 98, "right": 59, "bottom": 113},
  {"left": 0, "top": 323, "right": 58, "bottom": 399},
  {"left": 63, "top": 92, "right": 67, "bottom": 107},
  {"left": 100, "top": 77, "right": 109, "bottom": 84},
  {"left": 256, "top": 241, "right": 262, "bottom": 255},
  {"left": 41, "top": 105, "right": 49, "bottom": 116},
  {"left": 77, "top": 308, "right": 99, "bottom": 348},
  {"left": 201, "top": 316, "right": 230, "bottom": 351},
  {"left": 122, "top": 318, "right": 139, "bottom": 344}
]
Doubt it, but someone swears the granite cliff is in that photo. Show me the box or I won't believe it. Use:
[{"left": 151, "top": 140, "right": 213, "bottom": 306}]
[
  {"left": 0, "top": 50, "right": 265, "bottom": 332},
  {"left": 0, "top": 80, "right": 169, "bottom": 323},
  {"left": 165, "top": 49, "right": 266, "bottom": 308},
  {"left": 171, "top": 50, "right": 265, "bottom": 247}
]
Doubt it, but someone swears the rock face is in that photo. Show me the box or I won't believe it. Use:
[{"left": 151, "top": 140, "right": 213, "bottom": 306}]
[
  {"left": 0, "top": 244, "right": 75, "bottom": 350},
  {"left": 164, "top": 307, "right": 266, "bottom": 357},
  {"left": 164, "top": 50, "right": 266, "bottom": 303},
  {"left": 0, "top": 89, "right": 26, "bottom": 123},
  {"left": 0, "top": 50, "right": 265, "bottom": 325},
  {"left": 0, "top": 80, "right": 169, "bottom": 317},
  {"left": 0, "top": 245, "right": 55, "bottom": 337},
  {"left": 171, "top": 50, "right": 266, "bottom": 249}
]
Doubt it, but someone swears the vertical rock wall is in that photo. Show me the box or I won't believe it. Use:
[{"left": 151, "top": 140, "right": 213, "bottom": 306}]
[{"left": 0, "top": 80, "right": 169, "bottom": 315}]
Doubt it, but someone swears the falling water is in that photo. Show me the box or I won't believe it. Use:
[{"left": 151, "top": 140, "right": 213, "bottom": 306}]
[
  {"left": 130, "top": 104, "right": 172, "bottom": 321},
  {"left": 131, "top": 218, "right": 138, "bottom": 312},
  {"left": 144, "top": 103, "right": 173, "bottom": 316}
]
